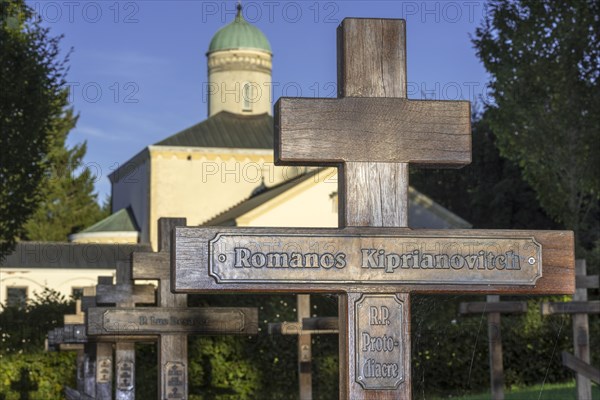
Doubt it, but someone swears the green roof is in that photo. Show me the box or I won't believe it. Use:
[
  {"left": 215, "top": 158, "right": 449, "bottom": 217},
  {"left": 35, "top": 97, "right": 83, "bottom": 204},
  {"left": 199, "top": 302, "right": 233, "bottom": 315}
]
[
  {"left": 79, "top": 207, "right": 139, "bottom": 233},
  {"left": 208, "top": 6, "right": 271, "bottom": 54},
  {"left": 156, "top": 111, "right": 273, "bottom": 149}
]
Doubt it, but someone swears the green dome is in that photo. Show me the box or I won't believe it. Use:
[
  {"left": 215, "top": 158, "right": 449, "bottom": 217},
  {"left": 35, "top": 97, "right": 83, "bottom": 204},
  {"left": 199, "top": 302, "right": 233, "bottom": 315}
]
[{"left": 208, "top": 6, "right": 271, "bottom": 54}]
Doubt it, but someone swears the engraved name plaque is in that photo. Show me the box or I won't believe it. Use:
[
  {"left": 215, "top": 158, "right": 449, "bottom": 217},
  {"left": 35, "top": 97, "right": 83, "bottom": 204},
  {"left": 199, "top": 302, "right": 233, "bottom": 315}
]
[
  {"left": 86, "top": 307, "right": 256, "bottom": 335},
  {"left": 164, "top": 362, "right": 186, "bottom": 399},
  {"left": 96, "top": 358, "right": 112, "bottom": 383},
  {"left": 355, "top": 295, "right": 404, "bottom": 389},
  {"left": 208, "top": 234, "right": 542, "bottom": 285},
  {"left": 117, "top": 360, "right": 134, "bottom": 391}
]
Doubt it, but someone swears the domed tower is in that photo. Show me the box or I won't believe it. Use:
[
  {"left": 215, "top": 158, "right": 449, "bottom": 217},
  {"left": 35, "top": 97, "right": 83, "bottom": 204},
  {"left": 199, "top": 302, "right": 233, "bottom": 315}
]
[{"left": 207, "top": 4, "right": 272, "bottom": 116}]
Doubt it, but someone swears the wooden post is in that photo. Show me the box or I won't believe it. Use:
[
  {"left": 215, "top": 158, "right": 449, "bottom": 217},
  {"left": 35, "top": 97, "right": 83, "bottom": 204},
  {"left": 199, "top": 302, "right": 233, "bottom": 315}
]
[
  {"left": 459, "top": 296, "right": 527, "bottom": 400},
  {"left": 63, "top": 300, "right": 88, "bottom": 394},
  {"left": 81, "top": 283, "right": 113, "bottom": 400},
  {"left": 298, "top": 295, "right": 313, "bottom": 400},
  {"left": 334, "top": 19, "right": 411, "bottom": 399},
  {"left": 114, "top": 261, "right": 137, "bottom": 400},
  {"left": 573, "top": 260, "right": 591, "bottom": 399},
  {"left": 487, "top": 295, "right": 504, "bottom": 400},
  {"left": 157, "top": 218, "right": 188, "bottom": 400},
  {"left": 541, "top": 259, "right": 600, "bottom": 397},
  {"left": 267, "top": 295, "right": 339, "bottom": 399},
  {"left": 10, "top": 367, "right": 39, "bottom": 400}
]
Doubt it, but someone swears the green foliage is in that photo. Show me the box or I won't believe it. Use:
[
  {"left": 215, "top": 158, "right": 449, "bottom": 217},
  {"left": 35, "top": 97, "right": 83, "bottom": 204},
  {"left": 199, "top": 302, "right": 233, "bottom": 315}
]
[
  {"left": 472, "top": 0, "right": 600, "bottom": 254},
  {"left": 0, "top": 0, "right": 72, "bottom": 257},
  {"left": 411, "top": 295, "right": 579, "bottom": 397},
  {"left": 183, "top": 294, "right": 339, "bottom": 399},
  {"left": 0, "top": 351, "right": 76, "bottom": 400},
  {"left": 411, "top": 116, "right": 559, "bottom": 232},
  {"left": 22, "top": 108, "right": 108, "bottom": 241},
  {"left": 0, "top": 288, "right": 73, "bottom": 354},
  {"left": 431, "top": 380, "right": 600, "bottom": 400}
]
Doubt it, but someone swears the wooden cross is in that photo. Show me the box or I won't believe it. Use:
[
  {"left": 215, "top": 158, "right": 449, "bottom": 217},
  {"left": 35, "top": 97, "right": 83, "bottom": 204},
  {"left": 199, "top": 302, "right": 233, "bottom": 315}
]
[
  {"left": 459, "top": 295, "right": 527, "bottom": 400},
  {"left": 96, "top": 260, "right": 156, "bottom": 400},
  {"left": 542, "top": 260, "right": 600, "bottom": 398},
  {"left": 173, "top": 18, "right": 575, "bottom": 399},
  {"left": 88, "top": 218, "right": 259, "bottom": 400},
  {"left": 79, "top": 280, "right": 114, "bottom": 400},
  {"left": 268, "top": 295, "right": 338, "bottom": 399},
  {"left": 46, "top": 299, "right": 88, "bottom": 396},
  {"left": 10, "top": 368, "right": 38, "bottom": 400}
]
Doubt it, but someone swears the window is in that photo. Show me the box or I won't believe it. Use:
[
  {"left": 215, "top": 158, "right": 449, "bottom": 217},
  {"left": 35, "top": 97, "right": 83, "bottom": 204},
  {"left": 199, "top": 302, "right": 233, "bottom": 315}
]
[
  {"left": 6, "top": 287, "right": 27, "bottom": 308},
  {"left": 242, "top": 82, "right": 253, "bottom": 112}
]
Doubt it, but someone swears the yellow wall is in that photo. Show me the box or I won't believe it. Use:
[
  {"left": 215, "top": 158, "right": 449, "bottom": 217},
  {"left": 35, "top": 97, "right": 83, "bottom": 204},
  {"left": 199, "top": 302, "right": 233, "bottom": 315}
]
[
  {"left": 207, "top": 48, "right": 272, "bottom": 116},
  {"left": 148, "top": 146, "right": 304, "bottom": 249},
  {"left": 0, "top": 268, "right": 113, "bottom": 306},
  {"left": 238, "top": 168, "right": 339, "bottom": 228}
]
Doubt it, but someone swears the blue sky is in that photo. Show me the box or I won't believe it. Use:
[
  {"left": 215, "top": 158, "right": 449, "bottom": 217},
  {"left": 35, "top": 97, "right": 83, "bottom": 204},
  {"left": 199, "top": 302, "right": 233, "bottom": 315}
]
[{"left": 30, "top": 1, "right": 491, "bottom": 201}]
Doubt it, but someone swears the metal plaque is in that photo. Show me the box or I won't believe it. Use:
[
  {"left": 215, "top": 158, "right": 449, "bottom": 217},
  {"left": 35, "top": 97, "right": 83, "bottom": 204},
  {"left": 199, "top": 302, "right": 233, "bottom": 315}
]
[
  {"left": 355, "top": 294, "right": 404, "bottom": 389},
  {"left": 163, "top": 362, "right": 186, "bottom": 399},
  {"left": 116, "top": 360, "right": 134, "bottom": 391},
  {"left": 96, "top": 357, "right": 112, "bottom": 384},
  {"left": 88, "top": 307, "right": 255, "bottom": 335},
  {"left": 209, "top": 234, "right": 541, "bottom": 285}
]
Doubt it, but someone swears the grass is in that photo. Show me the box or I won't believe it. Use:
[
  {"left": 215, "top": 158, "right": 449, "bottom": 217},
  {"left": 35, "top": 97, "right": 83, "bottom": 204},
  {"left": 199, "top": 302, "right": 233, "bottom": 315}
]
[{"left": 430, "top": 381, "right": 600, "bottom": 400}]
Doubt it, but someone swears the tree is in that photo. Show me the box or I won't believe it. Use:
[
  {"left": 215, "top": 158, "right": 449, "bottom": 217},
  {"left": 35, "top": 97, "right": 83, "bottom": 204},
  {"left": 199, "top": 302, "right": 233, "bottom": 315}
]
[
  {"left": 22, "top": 108, "right": 107, "bottom": 241},
  {"left": 411, "top": 115, "right": 559, "bottom": 232},
  {"left": 1, "top": 0, "right": 70, "bottom": 256},
  {"left": 472, "top": 0, "right": 600, "bottom": 254}
]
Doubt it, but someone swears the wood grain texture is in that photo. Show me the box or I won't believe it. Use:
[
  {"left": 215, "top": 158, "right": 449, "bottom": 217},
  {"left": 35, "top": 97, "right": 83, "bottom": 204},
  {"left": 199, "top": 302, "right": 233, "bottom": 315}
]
[
  {"left": 337, "top": 18, "right": 406, "bottom": 98},
  {"left": 95, "top": 283, "right": 155, "bottom": 305},
  {"left": 159, "top": 218, "right": 187, "bottom": 253},
  {"left": 541, "top": 301, "right": 600, "bottom": 315},
  {"left": 487, "top": 296, "right": 505, "bottom": 400},
  {"left": 576, "top": 274, "right": 599, "bottom": 289},
  {"left": 159, "top": 334, "right": 187, "bottom": 400},
  {"left": 173, "top": 226, "right": 575, "bottom": 295},
  {"left": 83, "top": 343, "right": 96, "bottom": 399},
  {"left": 562, "top": 351, "right": 600, "bottom": 384},
  {"left": 303, "top": 317, "right": 339, "bottom": 331},
  {"left": 275, "top": 97, "right": 471, "bottom": 167},
  {"left": 339, "top": 293, "right": 411, "bottom": 399},
  {"left": 341, "top": 162, "right": 408, "bottom": 227},
  {"left": 298, "top": 295, "right": 312, "bottom": 400},
  {"left": 95, "top": 342, "right": 113, "bottom": 400},
  {"left": 573, "top": 260, "right": 592, "bottom": 399},
  {"left": 115, "top": 342, "right": 135, "bottom": 400},
  {"left": 268, "top": 317, "right": 339, "bottom": 335},
  {"left": 459, "top": 301, "right": 527, "bottom": 315},
  {"left": 86, "top": 307, "right": 258, "bottom": 335}
]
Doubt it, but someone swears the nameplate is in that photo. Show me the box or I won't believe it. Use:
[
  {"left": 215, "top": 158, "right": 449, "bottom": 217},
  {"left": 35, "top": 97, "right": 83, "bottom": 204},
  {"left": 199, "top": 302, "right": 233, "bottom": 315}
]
[
  {"left": 208, "top": 234, "right": 542, "bottom": 285},
  {"left": 87, "top": 307, "right": 257, "bottom": 335},
  {"left": 355, "top": 295, "right": 405, "bottom": 389}
]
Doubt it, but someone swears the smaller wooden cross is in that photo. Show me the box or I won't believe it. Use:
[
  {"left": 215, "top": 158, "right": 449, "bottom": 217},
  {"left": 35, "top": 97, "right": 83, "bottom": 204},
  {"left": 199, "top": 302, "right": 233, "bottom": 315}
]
[
  {"left": 81, "top": 282, "right": 113, "bottom": 400},
  {"left": 542, "top": 260, "right": 600, "bottom": 397},
  {"left": 10, "top": 368, "right": 38, "bottom": 400},
  {"left": 46, "top": 300, "right": 88, "bottom": 396},
  {"left": 459, "top": 295, "right": 527, "bottom": 400},
  {"left": 268, "top": 295, "right": 338, "bottom": 399},
  {"left": 88, "top": 218, "right": 259, "bottom": 400}
]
